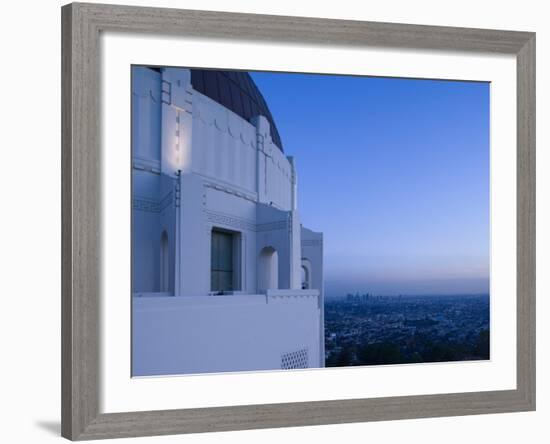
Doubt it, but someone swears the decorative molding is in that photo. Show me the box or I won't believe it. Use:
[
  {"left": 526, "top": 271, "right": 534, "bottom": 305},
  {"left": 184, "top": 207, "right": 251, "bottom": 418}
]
[
  {"left": 204, "top": 180, "right": 257, "bottom": 203},
  {"left": 132, "top": 196, "right": 160, "bottom": 213},
  {"left": 159, "top": 191, "right": 174, "bottom": 212},
  {"left": 301, "top": 239, "right": 322, "bottom": 247},
  {"left": 257, "top": 220, "right": 287, "bottom": 232},
  {"left": 132, "top": 158, "right": 161, "bottom": 174},
  {"left": 133, "top": 191, "right": 174, "bottom": 213},
  {"left": 192, "top": 91, "right": 257, "bottom": 150},
  {"left": 267, "top": 289, "right": 319, "bottom": 300},
  {"left": 161, "top": 79, "right": 171, "bottom": 105},
  {"left": 205, "top": 210, "right": 288, "bottom": 234},
  {"left": 206, "top": 211, "right": 257, "bottom": 232}
]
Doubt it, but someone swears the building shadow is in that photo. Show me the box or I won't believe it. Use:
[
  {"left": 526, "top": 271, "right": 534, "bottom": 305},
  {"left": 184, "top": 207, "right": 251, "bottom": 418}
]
[{"left": 36, "top": 421, "right": 60, "bottom": 436}]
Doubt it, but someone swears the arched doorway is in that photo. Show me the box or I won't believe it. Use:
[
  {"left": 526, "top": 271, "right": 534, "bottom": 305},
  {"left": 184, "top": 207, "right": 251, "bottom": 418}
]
[
  {"left": 258, "top": 246, "right": 278, "bottom": 292},
  {"left": 301, "top": 258, "right": 312, "bottom": 289}
]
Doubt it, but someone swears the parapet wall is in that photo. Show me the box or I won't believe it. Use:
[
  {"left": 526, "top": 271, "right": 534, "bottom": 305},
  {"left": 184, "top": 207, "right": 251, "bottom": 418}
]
[{"left": 132, "top": 291, "right": 321, "bottom": 376}]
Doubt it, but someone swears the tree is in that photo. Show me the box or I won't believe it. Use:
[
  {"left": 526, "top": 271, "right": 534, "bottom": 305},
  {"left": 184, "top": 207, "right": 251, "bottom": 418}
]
[
  {"left": 474, "top": 329, "right": 490, "bottom": 359},
  {"left": 356, "top": 342, "right": 402, "bottom": 365}
]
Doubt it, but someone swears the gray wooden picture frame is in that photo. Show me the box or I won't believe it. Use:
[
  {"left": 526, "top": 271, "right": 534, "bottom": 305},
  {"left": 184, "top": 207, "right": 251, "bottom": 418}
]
[{"left": 61, "top": 2, "right": 536, "bottom": 440}]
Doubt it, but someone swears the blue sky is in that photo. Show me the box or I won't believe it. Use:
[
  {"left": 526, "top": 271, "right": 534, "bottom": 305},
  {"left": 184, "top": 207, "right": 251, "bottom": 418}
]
[{"left": 251, "top": 72, "right": 490, "bottom": 296}]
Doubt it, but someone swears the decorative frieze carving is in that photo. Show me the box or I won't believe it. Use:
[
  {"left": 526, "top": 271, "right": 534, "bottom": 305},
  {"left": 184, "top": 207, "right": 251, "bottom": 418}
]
[
  {"left": 133, "top": 191, "right": 174, "bottom": 213},
  {"left": 205, "top": 211, "right": 257, "bottom": 232},
  {"left": 205, "top": 210, "right": 287, "bottom": 233},
  {"left": 132, "top": 197, "right": 160, "bottom": 213}
]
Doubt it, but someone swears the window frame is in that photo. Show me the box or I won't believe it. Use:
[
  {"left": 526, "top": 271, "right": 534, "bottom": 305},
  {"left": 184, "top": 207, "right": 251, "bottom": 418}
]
[{"left": 210, "top": 227, "right": 242, "bottom": 293}]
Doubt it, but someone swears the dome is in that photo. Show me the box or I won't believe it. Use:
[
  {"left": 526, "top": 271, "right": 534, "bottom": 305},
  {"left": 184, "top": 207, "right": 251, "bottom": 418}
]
[{"left": 190, "top": 69, "right": 283, "bottom": 151}]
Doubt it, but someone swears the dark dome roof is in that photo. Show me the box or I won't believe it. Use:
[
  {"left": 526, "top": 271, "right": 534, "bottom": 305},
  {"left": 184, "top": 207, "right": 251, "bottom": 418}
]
[{"left": 190, "top": 69, "right": 283, "bottom": 151}]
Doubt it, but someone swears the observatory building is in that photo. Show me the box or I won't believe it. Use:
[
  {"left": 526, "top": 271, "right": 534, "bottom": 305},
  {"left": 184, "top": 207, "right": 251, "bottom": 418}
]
[{"left": 131, "top": 66, "right": 324, "bottom": 376}]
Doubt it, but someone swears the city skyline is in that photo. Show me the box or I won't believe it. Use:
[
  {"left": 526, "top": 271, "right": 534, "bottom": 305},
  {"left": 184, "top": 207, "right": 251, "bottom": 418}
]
[{"left": 252, "top": 72, "right": 490, "bottom": 296}]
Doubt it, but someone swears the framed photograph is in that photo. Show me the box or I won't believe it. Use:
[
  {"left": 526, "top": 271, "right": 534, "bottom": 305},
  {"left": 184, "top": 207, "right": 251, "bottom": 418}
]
[{"left": 61, "top": 2, "right": 535, "bottom": 440}]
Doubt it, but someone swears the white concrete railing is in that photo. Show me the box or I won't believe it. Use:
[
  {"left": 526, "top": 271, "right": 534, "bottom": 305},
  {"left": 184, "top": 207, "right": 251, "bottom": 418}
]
[
  {"left": 133, "top": 288, "right": 320, "bottom": 303},
  {"left": 265, "top": 289, "right": 320, "bottom": 304},
  {"left": 132, "top": 289, "right": 322, "bottom": 376},
  {"left": 266, "top": 289, "right": 319, "bottom": 297}
]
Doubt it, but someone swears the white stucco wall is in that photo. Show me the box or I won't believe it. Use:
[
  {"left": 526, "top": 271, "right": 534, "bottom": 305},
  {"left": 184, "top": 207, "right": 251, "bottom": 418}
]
[
  {"left": 191, "top": 90, "right": 258, "bottom": 194},
  {"left": 301, "top": 227, "right": 325, "bottom": 365},
  {"left": 131, "top": 66, "right": 325, "bottom": 373},
  {"left": 132, "top": 66, "right": 301, "bottom": 293},
  {"left": 132, "top": 66, "right": 178, "bottom": 293},
  {"left": 132, "top": 292, "right": 321, "bottom": 376},
  {"left": 132, "top": 66, "right": 161, "bottom": 164},
  {"left": 252, "top": 115, "right": 294, "bottom": 211},
  {"left": 177, "top": 180, "right": 302, "bottom": 296}
]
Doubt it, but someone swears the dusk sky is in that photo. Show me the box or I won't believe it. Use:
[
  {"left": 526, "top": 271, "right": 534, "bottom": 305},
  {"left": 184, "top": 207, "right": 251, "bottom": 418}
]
[{"left": 251, "top": 72, "right": 490, "bottom": 297}]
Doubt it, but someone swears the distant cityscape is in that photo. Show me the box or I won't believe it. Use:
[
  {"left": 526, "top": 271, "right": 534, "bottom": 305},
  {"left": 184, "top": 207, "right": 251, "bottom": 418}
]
[{"left": 324, "top": 294, "right": 490, "bottom": 367}]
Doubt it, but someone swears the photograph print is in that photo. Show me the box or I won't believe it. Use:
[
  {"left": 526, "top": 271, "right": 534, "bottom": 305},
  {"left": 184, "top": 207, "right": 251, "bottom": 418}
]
[{"left": 131, "top": 66, "right": 490, "bottom": 377}]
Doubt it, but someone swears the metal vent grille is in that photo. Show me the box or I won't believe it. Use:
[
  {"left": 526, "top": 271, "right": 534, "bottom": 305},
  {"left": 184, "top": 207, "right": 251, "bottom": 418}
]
[{"left": 281, "top": 348, "right": 309, "bottom": 370}]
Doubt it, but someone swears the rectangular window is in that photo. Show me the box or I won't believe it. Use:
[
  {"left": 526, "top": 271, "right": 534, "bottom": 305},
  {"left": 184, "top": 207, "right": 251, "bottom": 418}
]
[{"left": 211, "top": 229, "right": 237, "bottom": 292}]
